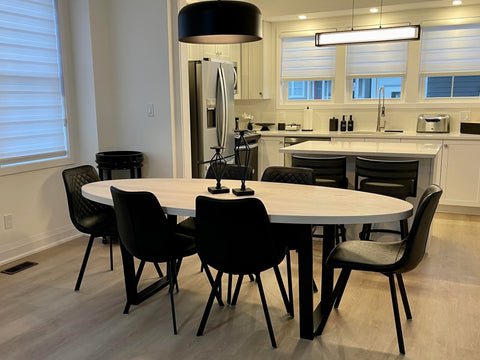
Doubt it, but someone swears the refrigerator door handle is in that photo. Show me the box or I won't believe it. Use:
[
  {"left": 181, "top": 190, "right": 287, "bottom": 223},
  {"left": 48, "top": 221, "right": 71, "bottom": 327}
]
[
  {"left": 217, "top": 65, "right": 228, "bottom": 151},
  {"left": 233, "top": 66, "right": 238, "bottom": 93}
]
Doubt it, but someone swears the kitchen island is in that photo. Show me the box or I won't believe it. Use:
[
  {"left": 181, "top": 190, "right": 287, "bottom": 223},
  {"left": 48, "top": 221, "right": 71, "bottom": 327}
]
[{"left": 280, "top": 140, "right": 442, "bottom": 209}]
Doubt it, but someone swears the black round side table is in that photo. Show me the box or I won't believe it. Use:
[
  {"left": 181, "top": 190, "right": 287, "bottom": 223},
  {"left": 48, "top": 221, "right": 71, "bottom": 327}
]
[{"left": 95, "top": 151, "right": 144, "bottom": 180}]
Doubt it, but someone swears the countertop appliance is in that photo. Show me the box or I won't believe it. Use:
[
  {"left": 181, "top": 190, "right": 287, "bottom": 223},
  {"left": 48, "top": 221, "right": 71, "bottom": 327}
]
[
  {"left": 417, "top": 114, "right": 450, "bottom": 133},
  {"left": 285, "top": 123, "right": 301, "bottom": 131},
  {"left": 189, "top": 59, "right": 237, "bottom": 178}
]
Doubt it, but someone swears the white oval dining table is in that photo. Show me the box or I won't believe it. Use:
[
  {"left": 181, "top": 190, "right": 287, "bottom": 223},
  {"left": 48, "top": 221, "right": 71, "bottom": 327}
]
[{"left": 82, "top": 177, "right": 413, "bottom": 340}]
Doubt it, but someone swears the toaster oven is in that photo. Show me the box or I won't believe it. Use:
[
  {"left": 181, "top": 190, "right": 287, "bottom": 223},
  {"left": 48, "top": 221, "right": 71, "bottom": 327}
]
[{"left": 416, "top": 114, "right": 450, "bottom": 133}]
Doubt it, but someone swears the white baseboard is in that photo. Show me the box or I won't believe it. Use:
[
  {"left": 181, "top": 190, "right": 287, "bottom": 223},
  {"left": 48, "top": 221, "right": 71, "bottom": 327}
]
[{"left": 0, "top": 225, "right": 80, "bottom": 266}]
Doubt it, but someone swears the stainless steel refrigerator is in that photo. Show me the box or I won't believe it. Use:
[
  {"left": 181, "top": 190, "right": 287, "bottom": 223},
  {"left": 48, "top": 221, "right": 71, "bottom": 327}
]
[{"left": 189, "top": 59, "right": 236, "bottom": 178}]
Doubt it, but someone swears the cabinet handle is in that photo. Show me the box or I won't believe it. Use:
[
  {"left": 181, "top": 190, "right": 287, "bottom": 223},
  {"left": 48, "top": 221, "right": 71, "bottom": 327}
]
[
  {"left": 444, "top": 144, "right": 448, "bottom": 148},
  {"left": 259, "top": 92, "right": 263, "bottom": 97}
]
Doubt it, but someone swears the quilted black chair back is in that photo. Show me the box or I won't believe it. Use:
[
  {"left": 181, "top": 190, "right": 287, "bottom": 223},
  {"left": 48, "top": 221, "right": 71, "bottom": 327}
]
[
  {"left": 62, "top": 165, "right": 116, "bottom": 235},
  {"left": 355, "top": 157, "right": 419, "bottom": 198},
  {"left": 398, "top": 184, "right": 442, "bottom": 273},
  {"left": 111, "top": 187, "right": 178, "bottom": 263},
  {"left": 292, "top": 155, "right": 348, "bottom": 188},
  {"left": 195, "top": 196, "right": 286, "bottom": 275},
  {"left": 261, "top": 166, "right": 314, "bottom": 185}
]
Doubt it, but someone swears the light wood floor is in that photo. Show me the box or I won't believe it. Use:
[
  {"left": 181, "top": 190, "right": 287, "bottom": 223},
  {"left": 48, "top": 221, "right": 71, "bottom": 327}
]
[{"left": 1, "top": 213, "right": 479, "bottom": 360}]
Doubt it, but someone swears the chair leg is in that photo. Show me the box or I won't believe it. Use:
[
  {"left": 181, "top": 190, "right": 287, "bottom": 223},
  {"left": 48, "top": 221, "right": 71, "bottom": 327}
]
[
  {"left": 360, "top": 224, "right": 372, "bottom": 240},
  {"left": 123, "top": 260, "right": 145, "bottom": 314},
  {"left": 227, "top": 274, "right": 233, "bottom": 305},
  {"left": 273, "top": 265, "right": 293, "bottom": 316},
  {"left": 168, "top": 261, "right": 178, "bottom": 335},
  {"left": 248, "top": 274, "right": 255, "bottom": 282},
  {"left": 109, "top": 236, "right": 114, "bottom": 271},
  {"left": 256, "top": 273, "right": 277, "bottom": 348},
  {"left": 75, "top": 235, "right": 95, "bottom": 291},
  {"left": 400, "top": 219, "right": 409, "bottom": 239},
  {"left": 285, "top": 250, "right": 294, "bottom": 316},
  {"left": 333, "top": 268, "right": 351, "bottom": 309},
  {"left": 153, "top": 262, "right": 164, "bottom": 278},
  {"left": 339, "top": 225, "right": 347, "bottom": 242},
  {"left": 231, "top": 275, "right": 244, "bottom": 306},
  {"left": 389, "top": 274, "right": 406, "bottom": 355},
  {"left": 396, "top": 273, "right": 412, "bottom": 319},
  {"left": 202, "top": 264, "right": 224, "bottom": 307},
  {"left": 197, "top": 271, "right": 224, "bottom": 336}
]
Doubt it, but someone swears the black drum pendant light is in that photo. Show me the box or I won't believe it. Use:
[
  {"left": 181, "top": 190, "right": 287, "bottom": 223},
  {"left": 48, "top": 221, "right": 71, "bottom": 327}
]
[{"left": 178, "top": 1, "right": 262, "bottom": 44}]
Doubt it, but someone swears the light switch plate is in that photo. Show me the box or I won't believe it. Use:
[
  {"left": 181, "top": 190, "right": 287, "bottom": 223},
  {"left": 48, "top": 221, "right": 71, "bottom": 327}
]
[{"left": 147, "top": 103, "right": 154, "bottom": 117}]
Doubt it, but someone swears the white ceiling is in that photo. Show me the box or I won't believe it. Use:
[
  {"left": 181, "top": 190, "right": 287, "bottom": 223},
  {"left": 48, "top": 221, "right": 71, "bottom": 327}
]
[{"left": 247, "top": 0, "right": 480, "bottom": 21}]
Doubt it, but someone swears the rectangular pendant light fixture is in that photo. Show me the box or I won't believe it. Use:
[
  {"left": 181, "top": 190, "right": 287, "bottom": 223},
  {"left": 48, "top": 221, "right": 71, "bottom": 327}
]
[{"left": 315, "top": 25, "right": 421, "bottom": 47}]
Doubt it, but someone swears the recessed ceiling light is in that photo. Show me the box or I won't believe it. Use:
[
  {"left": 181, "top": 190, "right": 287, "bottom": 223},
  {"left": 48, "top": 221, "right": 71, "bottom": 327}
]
[
  {"left": 299, "top": 15, "right": 307, "bottom": 19},
  {"left": 452, "top": 0, "right": 462, "bottom": 5},
  {"left": 370, "top": 8, "right": 379, "bottom": 13}
]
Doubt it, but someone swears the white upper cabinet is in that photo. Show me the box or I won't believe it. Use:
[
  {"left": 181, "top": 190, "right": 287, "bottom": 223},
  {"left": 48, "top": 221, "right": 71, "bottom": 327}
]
[{"left": 240, "top": 21, "right": 272, "bottom": 99}]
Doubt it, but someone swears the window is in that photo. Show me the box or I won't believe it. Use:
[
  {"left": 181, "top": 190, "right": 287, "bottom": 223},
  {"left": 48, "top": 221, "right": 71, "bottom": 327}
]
[
  {"left": 280, "top": 35, "right": 335, "bottom": 102},
  {"left": 0, "top": 0, "right": 69, "bottom": 170},
  {"left": 420, "top": 24, "right": 480, "bottom": 98},
  {"left": 347, "top": 42, "right": 408, "bottom": 99}
]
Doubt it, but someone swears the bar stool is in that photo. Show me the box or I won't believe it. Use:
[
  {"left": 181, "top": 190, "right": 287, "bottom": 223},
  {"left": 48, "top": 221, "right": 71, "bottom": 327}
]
[
  {"left": 355, "top": 157, "right": 419, "bottom": 240},
  {"left": 292, "top": 155, "right": 348, "bottom": 243}
]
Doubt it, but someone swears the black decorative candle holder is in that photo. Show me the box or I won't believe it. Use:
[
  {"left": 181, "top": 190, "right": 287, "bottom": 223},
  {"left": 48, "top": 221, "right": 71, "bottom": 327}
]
[
  {"left": 233, "top": 130, "right": 254, "bottom": 196},
  {"left": 208, "top": 146, "right": 229, "bottom": 194}
]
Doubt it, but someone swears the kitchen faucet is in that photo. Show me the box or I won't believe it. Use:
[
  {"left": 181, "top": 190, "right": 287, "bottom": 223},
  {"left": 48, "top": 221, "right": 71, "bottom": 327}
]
[{"left": 377, "top": 86, "right": 386, "bottom": 132}]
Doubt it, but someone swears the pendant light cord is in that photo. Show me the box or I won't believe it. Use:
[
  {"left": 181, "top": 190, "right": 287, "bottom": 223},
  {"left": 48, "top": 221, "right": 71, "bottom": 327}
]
[
  {"left": 351, "top": 0, "right": 355, "bottom": 30},
  {"left": 379, "top": 0, "right": 383, "bottom": 29}
]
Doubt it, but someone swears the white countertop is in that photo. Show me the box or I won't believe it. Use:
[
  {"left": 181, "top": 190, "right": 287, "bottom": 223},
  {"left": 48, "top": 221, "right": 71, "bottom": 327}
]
[
  {"left": 280, "top": 140, "right": 441, "bottom": 158},
  {"left": 257, "top": 129, "right": 480, "bottom": 140}
]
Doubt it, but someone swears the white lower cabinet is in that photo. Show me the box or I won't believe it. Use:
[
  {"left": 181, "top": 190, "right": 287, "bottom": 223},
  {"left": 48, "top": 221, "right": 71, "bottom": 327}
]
[
  {"left": 439, "top": 140, "right": 480, "bottom": 207},
  {"left": 258, "top": 137, "right": 284, "bottom": 177}
]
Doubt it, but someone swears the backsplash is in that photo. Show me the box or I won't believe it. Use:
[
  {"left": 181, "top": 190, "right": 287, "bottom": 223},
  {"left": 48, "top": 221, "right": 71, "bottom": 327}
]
[{"left": 235, "top": 101, "right": 480, "bottom": 134}]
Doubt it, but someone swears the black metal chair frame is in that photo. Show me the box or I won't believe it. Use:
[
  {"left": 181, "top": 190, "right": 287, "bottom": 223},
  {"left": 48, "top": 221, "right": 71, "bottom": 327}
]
[
  {"left": 320, "top": 185, "right": 442, "bottom": 354},
  {"left": 62, "top": 165, "right": 117, "bottom": 291},
  {"left": 355, "top": 157, "right": 419, "bottom": 240}
]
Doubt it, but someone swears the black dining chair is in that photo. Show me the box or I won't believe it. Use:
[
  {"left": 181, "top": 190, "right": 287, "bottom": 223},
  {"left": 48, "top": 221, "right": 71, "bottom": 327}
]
[
  {"left": 177, "top": 164, "right": 255, "bottom": 304},
  {"left": 62, "top": 165, "right": 117, "bottom": 291},
  {"left": 321, "top": 184, "right": 442, "bottom": 354},
  {"left": 292, "top": 155, "right": 348, "bottom": 243},
  {"left": 261, "top": 166, "right": 316, "bottom": 316},
  {"left": 195, "top": 195, "right": 291, "bottom": 348},
  {"left": 355, "top": 157, "right": 419, "bottom": 240},
  {"left": 110, "top": 186, "right": 197, "bottom": 334}
]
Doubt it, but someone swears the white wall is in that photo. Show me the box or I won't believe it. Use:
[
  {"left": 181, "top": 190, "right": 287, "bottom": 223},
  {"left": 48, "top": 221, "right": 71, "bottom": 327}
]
[{"left": 0, "top": 0, "right": 177, "bottom": 265}]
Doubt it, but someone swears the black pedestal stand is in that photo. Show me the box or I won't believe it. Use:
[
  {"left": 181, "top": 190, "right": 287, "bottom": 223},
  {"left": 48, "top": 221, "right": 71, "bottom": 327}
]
[{"left": 207, "top": 146, "right": 229, "bottom": 194}]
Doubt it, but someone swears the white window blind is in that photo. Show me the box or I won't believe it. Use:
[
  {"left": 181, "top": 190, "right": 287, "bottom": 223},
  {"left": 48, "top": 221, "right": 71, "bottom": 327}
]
[
  {"left": 281, "top": 36, "right": 336, "bottom": 80},
  {"left": 346, "top": 42, "right": 408, "bottom": 78},
  {"left": 0, "top": 0, "right": 68, "bottom": 167},
  {"left": 420, "top": 24, "right": 480, "bottom": 76}
]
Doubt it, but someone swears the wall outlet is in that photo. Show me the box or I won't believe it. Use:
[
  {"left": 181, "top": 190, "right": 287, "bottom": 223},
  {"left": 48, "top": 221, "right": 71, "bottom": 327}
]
[{"left": 4, "top": 214, "right": 13, "bottom": 230}]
